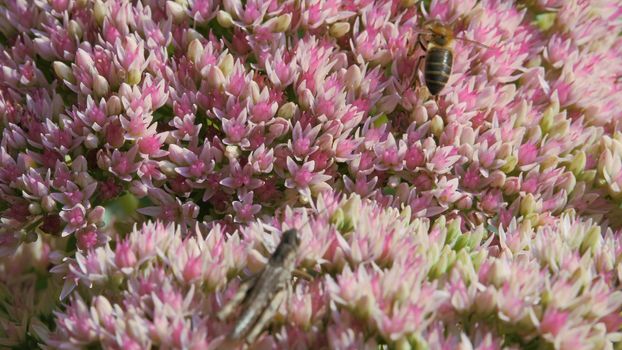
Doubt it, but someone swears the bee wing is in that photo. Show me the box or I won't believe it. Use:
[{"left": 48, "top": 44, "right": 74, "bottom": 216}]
[{"left": 217, "top": 275, "right": 259, "bottom": 321}]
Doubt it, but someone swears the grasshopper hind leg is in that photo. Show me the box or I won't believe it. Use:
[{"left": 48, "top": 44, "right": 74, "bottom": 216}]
[
  {"left": 217, "top": 275, "right": 259, "bottom": 321},
  {"left": 244, "top": 288, "right": 287, "bottom": 344}
]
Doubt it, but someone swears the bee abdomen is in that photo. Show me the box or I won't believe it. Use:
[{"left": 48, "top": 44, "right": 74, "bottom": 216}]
[{"left": 424, "top": 47, "right": 453, "bottom": 96}]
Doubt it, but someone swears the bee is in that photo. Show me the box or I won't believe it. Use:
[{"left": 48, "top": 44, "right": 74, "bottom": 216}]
[
  {"left": 217, "top": 229, "right": 301, "bottom": 346},
  {"left": 417, "top": 22, "right": 489, "bottom": 96}
]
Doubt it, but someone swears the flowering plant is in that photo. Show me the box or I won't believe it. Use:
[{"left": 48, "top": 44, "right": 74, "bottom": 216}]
[{"left": 1, "top": 0, "right": 621, "bottom": 348}]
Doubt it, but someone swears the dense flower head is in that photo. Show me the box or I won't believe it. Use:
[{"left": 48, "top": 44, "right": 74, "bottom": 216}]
[
  {"left": 1, "top": 0, "right": 622, "bottom": 348},
  {"left": 32, "top": 193, "right": 622, "bottom": 349}
]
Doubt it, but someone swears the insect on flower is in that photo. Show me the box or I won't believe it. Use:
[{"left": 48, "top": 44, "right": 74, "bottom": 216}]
[
  {"left": 416, "top": 21, "right": 490, "bottom": 96},
  {"left": 217, "top": 229, "right": 303, "bottom": 346}
]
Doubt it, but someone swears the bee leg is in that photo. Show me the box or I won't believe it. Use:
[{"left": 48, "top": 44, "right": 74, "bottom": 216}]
[
  {"left": 417, "top": 36, "right": 428, "bottom": 52},
  {"left": 244, "top": 288, "right": 287, "bottom": 344},
  {"left": 415, "top": 54, "right": 426, "bottom": 90}
]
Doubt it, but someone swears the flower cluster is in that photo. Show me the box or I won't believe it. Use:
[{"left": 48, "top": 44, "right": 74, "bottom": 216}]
[
  {"left": 38, "top": 193, "right": 622, "bottom": 349},
  {"left": 1, "top": 0, "right": 622, "bottom": 348}
]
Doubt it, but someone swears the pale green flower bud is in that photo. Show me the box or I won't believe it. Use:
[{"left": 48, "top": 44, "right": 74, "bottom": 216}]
[{"left": 329, "top": 22, "right": 350, "bottom": 38}]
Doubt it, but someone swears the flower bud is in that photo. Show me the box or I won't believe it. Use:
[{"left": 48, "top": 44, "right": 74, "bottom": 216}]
[
  {"left": 455, "top": 195, "right": 473, "bottom": 210},
  {"left": 377, "top": 94, "right": 399, "bottom": 114},
  {"left": 75, "top": 172, "right": 94, "bottom": 189},
  {"left": 272, "top": 14, "right": 292, "bottom": 32},
  {"left": 559, "top": 172, "right": 576, "bottom": 193},
  {"left": 96, "top": 150, "right": 111, "bottom": 170},
  {"left": 93, "top": 0, "right": 107, "bottom": 26},
  {"left": 542, "top": 95, "right": 560, "bottom": 126},
  {"left": 430, "top": 115, "right": 444, "bottom": 138},
  {"left": 28, "top": 203, "right": 42, "bottom": 215},
  {"left": 579, "top": 169, "right": 596, "bottom": 185},
  {"left": 387, "top": 175, "right": 400, "bottom": 188},
  {"left": 503, "top": 177, "right": 521, "bottom": 195},
  {"left": 216, "top": 10, "right": 234, "bottom": 28},
  {"left": 329, "top": 22, "right": 350, "bottom": 38},
  {"left": 500, "top": 155, "right": 517, "bottom": 173},
  {"left": 183, "top": 256, "right": 203, "bottom": 282},
  {"left": 159, "top": 160, "right": 177, "bottom": 177},
  {"left": 85, "top": 133, "right": 99, "bottom": 149},
  {"left": 219, "top": 53, "right": 234, "bottom": 77},
  {"left": 520, "top": 193, "right": 536, "bottom": 216},
  {"left": 206, "top": 65, "right": 226, "bottom": 90},
  {"left": 224, "top": 145, "right": 240, "bottom": 160},
  {"left": 185, "top": 28, "right": 202, "bottom": 43},
  {"left": 411, "top": 105, "right": 428, "bottom": 125},
  {"left": 68, "top": 20, "right": 83, "bottom": 40},
  {"left": 93, "top": 74, "right": 109, "bottom": 96},
  {"left": 126, "top": 68, "right": 142, "bottom": 85},
  {"left": 22, "top": 230, "right": 38, "bottom": 243},
  {"left": 187, "top": 39, "right": 204, "bottom": 65},
  {"left": 298, "top": 89, "right": 314, "bottom": 110},
  {"left": 129, "top": 181, "right": 149, "bottom": 198},
  {"left": 474, "top": 286, "right": 497, "bottom": 314},
  {"left": 88, "top": 206, "right": 106, "bottom": 224},
  {"left": 568, "top": 150, "right": 586, "bottom": 176},
  {"left": 429, "top": 247, "right": 453, "bottom": 278},
  {"left": 540, "top": 155, "right": 558, "bottom": 170},
  {"left": 166, "top": 1, "right": 187, "bottom": 23},
  {"left": 491, "top": 259, "right": 510, "bottom": 286},
  {"left": 115, "top": 241, "right": 137, "bottom": 270},
  {"left": 93, "top": 296, "right": 114, "bottom": 321},
  {"left": 395, "top": 338, "right": 412, "bottom": 350},
  {"left": 344, "top": 65, "right": 362, "bottom": 91},
  {"left": 42, "top": 195, "right": 56, "bottom": 212},
  {"left": 106, "top": 96, "right": 122, "bottom": 115},
  {"left": 353, "top": 294, "right": 373, "bottom": 320},
  {"left": 52, "top": 61, "right": 75, "bottom": 83},
  {"left": 580, "top": 226, "right": 601, "bottom": 254},
  {"left": 489, "top": 170, "right": 506, "bottom": 188},
  {"left": 277, "top": 102, "right": 298, "bottom": 119}
]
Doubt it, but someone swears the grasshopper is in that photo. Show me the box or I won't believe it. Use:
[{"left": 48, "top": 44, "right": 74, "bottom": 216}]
[{"left": 217, "top": 229, "right": 302, "bottom": 345}]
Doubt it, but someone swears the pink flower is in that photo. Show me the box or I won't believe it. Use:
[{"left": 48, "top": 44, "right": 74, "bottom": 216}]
[
  {"left": 114, "top": 239, "right": 137, "bottom": 271},
  {"left": 285, "top": 157, "right": 332, "bottom": 193},
  {"left": 539, "top": 308, "right": 569, "bottom": 337},
  {"left": 232, "top": 191, "right": 261, "bottom": 223}
]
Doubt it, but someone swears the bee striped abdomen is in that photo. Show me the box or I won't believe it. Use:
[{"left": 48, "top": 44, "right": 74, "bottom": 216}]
[{"left": 424, "top": 47, "right": 453, "bottom": 95}]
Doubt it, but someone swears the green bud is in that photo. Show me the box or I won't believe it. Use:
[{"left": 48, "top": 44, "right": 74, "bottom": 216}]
[
  {"left": 468, "top": 226, "right": 485, "bottom": 250},
  {"left": 580, "top": 226, "right": 601, "bottom": 255},
  {"left": 353, "top": 295, "right": 373, "bottom": 320},
  {"left": 471, "top": 250, "right": 488, "bottom": 270},
  {"left": 568, "top": 151, "right": 586, "bottom": 176},
  {"left": 520, "top": 194, "right": 536, "bottom": 216},
  {"left": 454, "top": 235, "right": 470, "bottom": 251},
  {"left": 540, "top": 107, "right": 554, "bottom": 133},
  {"left": 126, "top": 69, "right": 142, "bottom": 85},
  {"left": 550, "top": 118, "right": 569, "bottom": 137},
  {"left": 580, "top": 169, "right": 597, "bottom": 185},
  {"left": 329, "top": 22, "right": 350, "bottom": 38},
  {"left": 395, "top": 338, "right": 412, "bottom": 350},
  {"left": 216, "top": 10, "right": 234, "bottom": 28},
  {"left": 408, "top": 333, "right": 428, "bottom": 350},
  {"left": 501, "top": 155, "right": 518, "bottom": 173},
  {"left": 430, "top": 115, "right": 444, "bottom": 138},
  {"left": 445, "top": 219, "right": 461, "bottom": 248}
]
